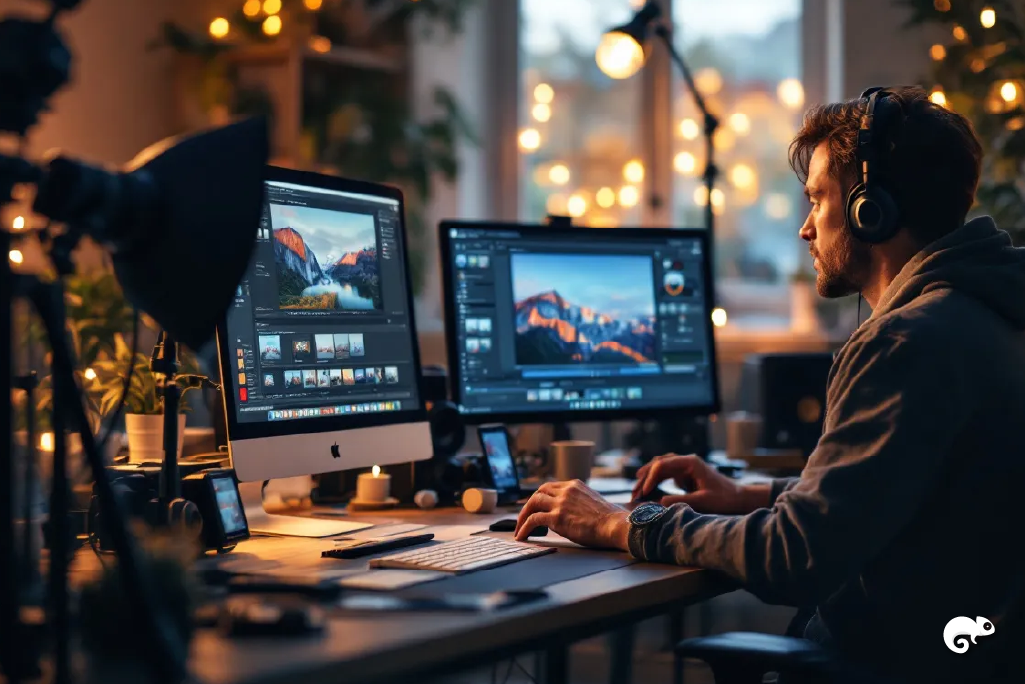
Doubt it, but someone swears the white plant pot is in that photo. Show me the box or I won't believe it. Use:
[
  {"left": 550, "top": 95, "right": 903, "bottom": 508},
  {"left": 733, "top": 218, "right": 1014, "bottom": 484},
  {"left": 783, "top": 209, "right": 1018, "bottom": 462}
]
[
  {"left": 125, "top": 413, "right": 186, "bottom": 464},
  {"left": 790, "top": 281, "right": 820, "bottom": 334}
]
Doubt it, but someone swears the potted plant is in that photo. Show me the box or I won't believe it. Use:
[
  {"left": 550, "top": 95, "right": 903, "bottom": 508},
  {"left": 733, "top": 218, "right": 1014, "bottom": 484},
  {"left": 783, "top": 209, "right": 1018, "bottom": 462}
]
[
  {"left": 789, "top": 264, "right": 820, "bottom": 334},
  {"left": 92, "top": 334, "right": 201, "bottom": 464}
]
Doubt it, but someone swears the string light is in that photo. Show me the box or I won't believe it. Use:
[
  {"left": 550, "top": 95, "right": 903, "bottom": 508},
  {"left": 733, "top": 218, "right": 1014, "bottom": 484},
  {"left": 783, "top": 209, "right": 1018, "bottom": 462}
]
[
  {"left": 548, "top": 164, "right": 570, "bottom": 185},
  {"left": 971, "top": 58, "right": 987, "bottom": 73},
  {"left": 729, "top": 163, "right": 756, "bottom": 190},
  {"left": 623, "top": 160, "right": 645, "bottom": 184},
  {"left": 980, "top": 7, "right": 996, "bottom": 29},
  {"left": 934, "top": 0, "right": 950, "bottom": 10},
  {"left": 546, "top": 194, "right": 568, "bottom": 215},
  {"left": 728, "top": 112, "right": 751, "bottom": 135},
  {"left": 1008, "top": 117, "right": 1025, "bottom": 131},
  {"left": 673, "top": 151, "right": 696, "bottom": 175},
  {"left": 596, "top": 187, "right": 616, "bottom": 209},
  {"left": 263, "top": 0, "right": 282, "bottom": 14},
  {"left": 694, "top": 68, "right": 723, "bottom": 95},
  {"left": 9, "top": 249, "right": 23, "bottom": 264},
  {"left": 209, "top": 17, "right": 230, "bottom": 38},
  {"left": 777, "top": 78, "right": 805, "bottom": 109},
  {"left": 532, "top": 103, "right": 551, "bottom": 122},
  {"left": 929, "top": 87, "right": 948, "bottom": 108},
  {"left": 567, "top": 194, "right": 587, "bottom": 217},
  {"left": 243, "top": 0, "right": 261, "bottom": 17},
  {"left": 711, "top": 308, "right": 728, "bottom": 327},
  {"left": 618, "top": 185, "right": 639, "bottom": 208},
  {"left": 262, "top": 14, "right": 282, "bottom": 35},
  {"left": 83, "top": 368, "right": 97, "bottom": 380},
  {"left": 930, "top": 44, "right": 946, "bottom": 61},
  {"left": 1001, "top": 81, "right": 1018, "bottom": 102},
  {"left": 12, "top": 216, "right": 24, "bottom": 230},
  {"left": 694, "top": 186, "right": 709, "bottom": 206},
  {"left": 710, "top": 188, "right": 725, "bottom": 210},
  {"left": 534, "top": 83, "right": 554, "bottom": 104},
  {"left": 518, "top": 128, "right": 541, "bottom": 151},
  {"left": 679, "top": 118, "right": 699, "bottom": 140},
  {"left": 953, "top": 25, "right": 967, "bottom": 41},
  {"left": 304, "top": 0, "right": 323, "bottom": 8},
  {"left": 309, "top": 36, "right": 331, "bottom": 53}
]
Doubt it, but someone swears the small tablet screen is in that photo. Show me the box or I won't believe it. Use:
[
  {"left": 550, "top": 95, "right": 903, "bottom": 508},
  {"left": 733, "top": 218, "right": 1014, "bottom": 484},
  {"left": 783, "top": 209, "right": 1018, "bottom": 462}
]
[
  {"left": 212, "top": 476, "right": 247, "bottom": 535},
  {"left": 480, "top": 428, "right": 519, "bottom": 494}
]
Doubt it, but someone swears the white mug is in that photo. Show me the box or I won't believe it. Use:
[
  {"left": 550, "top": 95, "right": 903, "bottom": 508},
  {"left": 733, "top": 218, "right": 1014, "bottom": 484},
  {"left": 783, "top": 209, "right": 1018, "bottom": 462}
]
[
  {"left": 462, "top": 488, "right": 498, "bottom": 514},
  {"left": 726, "top": 411, "right": 763, "bottom": 457},
  {"left": 550, "top": 440, "right": 595, "bottom": 482}
]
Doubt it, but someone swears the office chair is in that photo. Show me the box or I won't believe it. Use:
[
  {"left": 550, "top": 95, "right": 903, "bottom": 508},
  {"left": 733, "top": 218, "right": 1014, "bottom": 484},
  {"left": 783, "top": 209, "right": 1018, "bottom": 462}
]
[{"left": 675, "top": 632, "right": 841, "bottom": 683}]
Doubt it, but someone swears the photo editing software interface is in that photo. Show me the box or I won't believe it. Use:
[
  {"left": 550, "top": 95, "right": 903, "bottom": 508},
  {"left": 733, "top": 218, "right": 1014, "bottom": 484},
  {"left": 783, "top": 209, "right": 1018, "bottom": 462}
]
[
  {"left": 223, "top": 180, "right": 420, "bottom": 424},
  {"left": 448, "top": 226, "right": 715, "bottom": 417}
]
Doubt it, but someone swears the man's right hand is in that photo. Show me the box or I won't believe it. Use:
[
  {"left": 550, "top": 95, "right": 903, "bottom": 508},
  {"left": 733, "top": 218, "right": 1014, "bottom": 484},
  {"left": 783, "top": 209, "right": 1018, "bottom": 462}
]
[{"left": 631, "top": 453, "right": 771, "bottom": 515}]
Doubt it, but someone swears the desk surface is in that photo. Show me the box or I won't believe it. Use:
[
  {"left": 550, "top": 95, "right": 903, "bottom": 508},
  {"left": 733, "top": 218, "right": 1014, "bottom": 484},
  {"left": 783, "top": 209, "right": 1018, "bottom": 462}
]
[{"left": 186, "top": 505, "right": 735, "bottom": 684}]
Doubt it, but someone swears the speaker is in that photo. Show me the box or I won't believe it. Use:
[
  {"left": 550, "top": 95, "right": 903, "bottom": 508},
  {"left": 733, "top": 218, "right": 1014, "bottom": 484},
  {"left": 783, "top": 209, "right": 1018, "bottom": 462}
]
[
  {"left": 625, "top": 417, "right": 710, "bottom": 464},
  {"left": 740, "top": 353, "right": 833, "bottom": 458}
]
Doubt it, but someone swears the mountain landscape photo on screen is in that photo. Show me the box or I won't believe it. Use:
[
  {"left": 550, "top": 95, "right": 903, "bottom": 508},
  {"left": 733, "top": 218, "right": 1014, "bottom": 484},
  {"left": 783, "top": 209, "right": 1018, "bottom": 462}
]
[
  {"left": 512, "top": 253, "right": 656, "bottom": 366},
  {"left": 270, "top": 204, "right": 381, "bottom": 310}
]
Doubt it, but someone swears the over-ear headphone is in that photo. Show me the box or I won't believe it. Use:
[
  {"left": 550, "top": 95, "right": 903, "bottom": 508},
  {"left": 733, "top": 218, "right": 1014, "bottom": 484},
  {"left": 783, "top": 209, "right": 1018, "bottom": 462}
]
[{"left": 845, "top": 87, "right": 902, "bottom": 244}]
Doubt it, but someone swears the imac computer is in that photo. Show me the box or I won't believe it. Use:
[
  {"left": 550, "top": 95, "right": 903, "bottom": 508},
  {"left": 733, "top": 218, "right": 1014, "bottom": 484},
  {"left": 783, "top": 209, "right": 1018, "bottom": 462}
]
[
  {"left": 439, "top": 221, "right": 720, "bottom": 424},
  {"left": 216, "top": 167, "right": 431, "bottom": 535}
]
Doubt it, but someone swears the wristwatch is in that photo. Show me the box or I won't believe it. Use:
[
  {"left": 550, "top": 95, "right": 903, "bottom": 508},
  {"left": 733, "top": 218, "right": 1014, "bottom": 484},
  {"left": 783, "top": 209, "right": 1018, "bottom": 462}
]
[{"left": 628, "top": 502, "right": 669, "bottom": 528}]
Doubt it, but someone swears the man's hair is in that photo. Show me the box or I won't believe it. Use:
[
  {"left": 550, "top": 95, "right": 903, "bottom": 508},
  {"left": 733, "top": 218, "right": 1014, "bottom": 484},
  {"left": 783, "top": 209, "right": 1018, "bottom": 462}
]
[{"left": 788, "top": 86, "right": 983, "bottom": 244}]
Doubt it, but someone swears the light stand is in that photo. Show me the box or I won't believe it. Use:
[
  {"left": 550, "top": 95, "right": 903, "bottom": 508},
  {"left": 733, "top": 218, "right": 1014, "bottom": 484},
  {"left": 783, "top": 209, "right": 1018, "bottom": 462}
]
[
  {"left": 153, "top": 332, "right": 182, "bottom": 505},
  {"left": 598, "top": 1, "right": 720, "bottom": 286},
  {"left": 0, "top": 3, "right": 269, "bottom": 681}
]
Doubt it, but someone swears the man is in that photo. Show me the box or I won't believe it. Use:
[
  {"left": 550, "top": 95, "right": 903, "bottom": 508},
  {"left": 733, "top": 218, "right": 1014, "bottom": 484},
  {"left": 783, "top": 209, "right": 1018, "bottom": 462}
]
[{"left": 515, "top": 86, "right": 1025, "bottom": 683}]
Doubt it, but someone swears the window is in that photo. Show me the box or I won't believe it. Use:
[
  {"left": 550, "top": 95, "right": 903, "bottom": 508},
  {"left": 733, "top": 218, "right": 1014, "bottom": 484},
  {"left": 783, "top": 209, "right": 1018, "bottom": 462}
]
[{"left": 516, "top": 0, "right": 811, "bottom": 330}]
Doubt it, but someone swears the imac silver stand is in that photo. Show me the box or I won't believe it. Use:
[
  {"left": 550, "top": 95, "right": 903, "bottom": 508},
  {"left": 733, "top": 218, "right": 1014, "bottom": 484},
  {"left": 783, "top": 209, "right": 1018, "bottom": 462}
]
[{"left": 238, "top": 479, "right": 372, "bottom": 537}]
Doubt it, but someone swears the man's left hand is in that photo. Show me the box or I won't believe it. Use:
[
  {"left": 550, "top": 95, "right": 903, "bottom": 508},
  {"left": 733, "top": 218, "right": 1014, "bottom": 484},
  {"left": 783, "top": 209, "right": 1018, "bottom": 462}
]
[{"left": 514, "top": 480, "right": 631, "bottom": 551}]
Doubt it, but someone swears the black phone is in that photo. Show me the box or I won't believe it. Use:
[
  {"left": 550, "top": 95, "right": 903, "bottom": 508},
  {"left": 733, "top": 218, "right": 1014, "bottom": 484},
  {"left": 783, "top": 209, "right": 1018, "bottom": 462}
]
[{"left": 478, "top": 424, "right": 521, "bottom": 505}]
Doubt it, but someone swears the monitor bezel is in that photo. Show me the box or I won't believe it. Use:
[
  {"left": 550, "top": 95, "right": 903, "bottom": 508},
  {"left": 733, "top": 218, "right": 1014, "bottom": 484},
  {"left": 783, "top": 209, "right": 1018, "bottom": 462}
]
[
  {"left": 439, "top": 220, "right": 722, "bottom": 425},
  {"left": 216, "top": 165, "right": 428, "bottom": 443}
]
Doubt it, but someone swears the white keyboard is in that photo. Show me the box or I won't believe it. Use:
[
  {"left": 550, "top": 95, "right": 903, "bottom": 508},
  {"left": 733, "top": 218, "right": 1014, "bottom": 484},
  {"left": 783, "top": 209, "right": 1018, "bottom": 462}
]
[{"left": 368, "top": 535, "right": 555, "bottom": 573}]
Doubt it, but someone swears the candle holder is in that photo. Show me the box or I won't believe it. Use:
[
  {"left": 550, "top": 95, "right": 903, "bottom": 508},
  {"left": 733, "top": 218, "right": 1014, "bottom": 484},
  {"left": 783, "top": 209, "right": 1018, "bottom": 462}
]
[{"left": 350, "top": 465, "right": 399, "bottom": 511}]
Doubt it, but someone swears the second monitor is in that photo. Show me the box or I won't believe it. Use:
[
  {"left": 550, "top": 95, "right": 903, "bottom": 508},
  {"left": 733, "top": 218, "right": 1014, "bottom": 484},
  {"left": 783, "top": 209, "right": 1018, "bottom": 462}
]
[{"left": 440, "top": 222, "right": 720, "bottom": 423}]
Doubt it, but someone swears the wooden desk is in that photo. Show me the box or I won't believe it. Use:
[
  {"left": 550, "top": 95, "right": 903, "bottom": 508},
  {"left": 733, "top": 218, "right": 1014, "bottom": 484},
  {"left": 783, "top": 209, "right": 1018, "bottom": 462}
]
[{"left": 187, "top": 505, "right": 736, "bottom": 684}]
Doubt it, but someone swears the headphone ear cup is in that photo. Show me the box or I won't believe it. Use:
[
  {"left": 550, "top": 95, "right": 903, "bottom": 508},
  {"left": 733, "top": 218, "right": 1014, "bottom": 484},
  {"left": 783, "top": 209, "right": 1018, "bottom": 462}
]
[{"left": 846, "top": 183, "right": 898, "bottom": 244}]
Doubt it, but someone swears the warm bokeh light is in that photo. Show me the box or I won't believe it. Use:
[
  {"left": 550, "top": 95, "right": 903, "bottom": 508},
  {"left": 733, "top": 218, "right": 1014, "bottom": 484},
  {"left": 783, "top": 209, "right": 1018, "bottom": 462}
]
[
  {"left": 309, "top": 36, "right": 331, "bottom": 53},
  {"left": 673, "top": 151, "right": 696, "bottom": 175},
  {"left": 729, "top": 163, "right": 756, "bottom": 190},
  {"left": 1001, "top": 81, "right": 1018, "bottom": 102},
  {"left": 596, "top": 187, "right": 616, "bottom": 209},
  {"left": 8, "top": 249, "right": 23, "bottom": 264},
  {"left": 546, "top": 194, "right": 568, "bottom": 215},
  {"left": 711, "top": 308, "right": 728, "bottom": 328},
  {"left": 567, "top": 194, "right": 587, "bottom": 217},
  {"left": 953, "top": 25, "right": 967, "bottom": 41},
  {"left": 262, "top": 14, "right": 282, "bottom": 35},
  {"left": 777, "top": 78, "right": 805, "bottom": 109},
  {"left": 1008, "top": 117, "right": 1025, "bottom": 132},
  {"left": 695, "top": 68, "right": 723, "bottom": 95},
  {"left": 532, "top": 103, "right": 551, "bottom": 122},
  {"left": 930, "top": 44, "right": 947, "bottom": 61},
  {"left": 83, "top": 367, "right": 97, "bottom": 380},
  {"left": 930, "top": 87, "right": 947, "bottom": 107},
  {"left": 679, "top": 118, "right": 699, "bottom": 140},
  {"left": 209, "top": 17, "right": 230, "bottom": 38},
  {"left": 595, "top": 32, "right": 645, "bottom": 80},
  {"left": 12, "top": 216, "right": 25, "bottom": 230},
  {"left": 40, "top": 432, "right": 54, "bottom": 452},
  {"left": 629, "top": 0, "right": 646, "bottom": 7},
  {"left": 765, "top": 193, "right": 792, "bottom": 220},
  {"left": 713, "top": 128, "right": 735, "bottom": 151},
  {"left": 710, "top": 188, "right": 725, "bottom": 209},
  {"left": 588, "top": 214, "right": 619, "bottom": 228},
  {"left": 304, "top": 0, "right": 323, "bottom": 8},
  {"left": 549, "top": 163, "right": 570, "bottom": 185},
  {"left": 534, "top": 83, "right": 554, "bottom": 104},
  {"left": 981, "top": 7, "right": 996, "bottom": 29},
  {"left": 728, "top": 112, "right": 751, "bottom": 135},
  {"left": 934, "top": 0, "right": 950, "bottom": 10},
  {"left": 519, "top": 128, "right": 541, "bottom": 151},
  {"left": 618, "top": 185, "right": 640, "bottom": 208},
  {"left": 623, "top": 159, "right": 645, "bottom": 184},
  {"left": 263, "top": 0, "right": 282, "bottom": 14},
  {"left": 693, "top": 186, "right": 709, "bottom": 206},
  {"left": 971, "top": 57, "right": 987, "bottom": 73},
  {"left": 243, "top": 0, "right": 261, "bottom": 17}
]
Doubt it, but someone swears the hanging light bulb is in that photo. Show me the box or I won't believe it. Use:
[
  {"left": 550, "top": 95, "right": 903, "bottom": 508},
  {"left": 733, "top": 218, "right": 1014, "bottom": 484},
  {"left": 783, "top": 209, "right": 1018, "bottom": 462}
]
[
  {"left": 679, "top": 118, "right": 699, "bottom": 140},
  {"left": 980, "top": 7, "right": 996, "bottom": 29},
  {"left": 595, "top": 32, "right": 646, "bottom": 80}
]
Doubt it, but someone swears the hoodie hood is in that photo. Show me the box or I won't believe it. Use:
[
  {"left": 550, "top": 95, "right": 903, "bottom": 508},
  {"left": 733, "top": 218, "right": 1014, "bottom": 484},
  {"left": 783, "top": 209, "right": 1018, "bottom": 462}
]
[{"left": 872, "top": 216, "right": 1025, "bottom": 329}]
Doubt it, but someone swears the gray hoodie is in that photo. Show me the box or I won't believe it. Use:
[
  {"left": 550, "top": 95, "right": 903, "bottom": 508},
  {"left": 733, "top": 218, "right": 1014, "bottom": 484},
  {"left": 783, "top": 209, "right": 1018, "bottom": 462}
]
[{"left": 628, "top": 217, "right": 1025, "bottom": 683}]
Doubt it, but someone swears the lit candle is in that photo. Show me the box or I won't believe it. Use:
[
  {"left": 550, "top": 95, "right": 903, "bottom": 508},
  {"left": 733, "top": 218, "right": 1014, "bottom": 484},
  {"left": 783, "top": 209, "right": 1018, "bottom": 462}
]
[{"left": 356, "top": 465, "right": 391, "bottom": 502}]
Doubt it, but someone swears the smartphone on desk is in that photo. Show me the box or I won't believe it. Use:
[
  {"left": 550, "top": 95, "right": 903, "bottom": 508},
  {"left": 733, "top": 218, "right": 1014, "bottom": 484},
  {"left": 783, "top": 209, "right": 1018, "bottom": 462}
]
[{"left": 478, "top": 424, "right": 524, "bottom": 506}]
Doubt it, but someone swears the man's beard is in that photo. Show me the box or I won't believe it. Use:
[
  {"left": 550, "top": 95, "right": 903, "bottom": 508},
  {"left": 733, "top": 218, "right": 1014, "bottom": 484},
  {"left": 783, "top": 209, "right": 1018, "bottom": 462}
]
[{"left": 814, "top": 228, "right": 871, "bottom": 298}]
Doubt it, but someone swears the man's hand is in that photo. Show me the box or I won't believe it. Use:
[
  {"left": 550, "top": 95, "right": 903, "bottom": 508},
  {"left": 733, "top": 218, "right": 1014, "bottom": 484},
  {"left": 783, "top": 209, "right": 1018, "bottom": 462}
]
[
  {"left": 632, "top": 453, "right": 771, "bottom": 515},
  {"left": 514, "top": 480, "right": 631, "bottom": 551}
]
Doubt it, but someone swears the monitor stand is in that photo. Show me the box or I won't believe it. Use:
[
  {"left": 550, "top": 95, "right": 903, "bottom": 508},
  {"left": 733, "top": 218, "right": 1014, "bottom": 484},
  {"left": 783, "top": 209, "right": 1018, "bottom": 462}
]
[{"left": 238, "top": 480, "right": 373, "bottom": 538}]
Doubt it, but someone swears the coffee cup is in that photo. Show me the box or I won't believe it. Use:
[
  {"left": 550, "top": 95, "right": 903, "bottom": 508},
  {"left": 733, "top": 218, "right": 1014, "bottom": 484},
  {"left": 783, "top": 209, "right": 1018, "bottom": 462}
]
[{"left": 550, "top": 440, "right": 595, "bottom": 482}]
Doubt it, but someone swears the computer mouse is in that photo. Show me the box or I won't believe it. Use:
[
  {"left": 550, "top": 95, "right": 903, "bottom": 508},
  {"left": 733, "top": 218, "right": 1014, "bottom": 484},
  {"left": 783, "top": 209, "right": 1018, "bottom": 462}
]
[{"left": 489, "top": 519, "right": 548, "bottom": 536}]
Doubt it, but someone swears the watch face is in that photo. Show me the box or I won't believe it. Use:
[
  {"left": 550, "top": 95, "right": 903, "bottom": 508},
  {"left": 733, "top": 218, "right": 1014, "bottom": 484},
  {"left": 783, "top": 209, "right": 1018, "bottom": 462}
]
[{"left": 629, "top": 502, "right": 667, "bottom": 526}]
